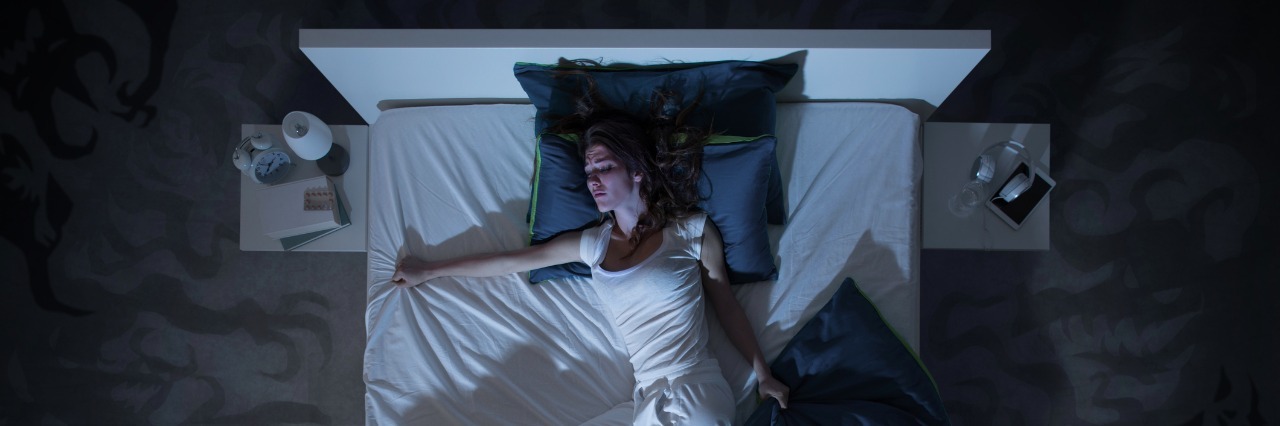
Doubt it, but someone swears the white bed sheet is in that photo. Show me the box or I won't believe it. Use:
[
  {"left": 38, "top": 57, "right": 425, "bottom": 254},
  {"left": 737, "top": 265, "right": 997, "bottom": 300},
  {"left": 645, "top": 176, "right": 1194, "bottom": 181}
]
[{"left": 365, "top": 103, "right": 920, "bottom": 425}]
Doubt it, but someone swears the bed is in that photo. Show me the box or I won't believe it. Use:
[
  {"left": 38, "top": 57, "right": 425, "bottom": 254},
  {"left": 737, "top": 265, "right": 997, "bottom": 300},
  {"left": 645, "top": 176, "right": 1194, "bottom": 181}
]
[
  {"left": 299, "top": 29, "right": 988, "bottom": 425},
  {"left": 365, "top": 101, "right": 920, "bottom": 424}
]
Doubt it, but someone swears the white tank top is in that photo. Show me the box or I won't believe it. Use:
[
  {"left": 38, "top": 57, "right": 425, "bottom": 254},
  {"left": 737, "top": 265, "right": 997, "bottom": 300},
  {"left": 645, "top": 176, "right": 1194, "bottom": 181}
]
[{"left": 579, "top": 213, "right": 713, "bottom": 381}]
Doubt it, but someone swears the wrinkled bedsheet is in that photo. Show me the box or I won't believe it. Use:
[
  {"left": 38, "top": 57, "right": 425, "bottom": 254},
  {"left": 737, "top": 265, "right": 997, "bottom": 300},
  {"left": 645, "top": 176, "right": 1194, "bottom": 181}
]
[{"left": 364, "top": 103, "right": 920, "bottom": 424}]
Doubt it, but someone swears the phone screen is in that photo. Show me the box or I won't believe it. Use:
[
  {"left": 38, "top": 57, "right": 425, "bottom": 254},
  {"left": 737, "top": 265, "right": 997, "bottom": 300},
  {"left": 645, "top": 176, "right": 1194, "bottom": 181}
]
[{"left": 989, "top": 163, "right": 1053, "bottom": 226}]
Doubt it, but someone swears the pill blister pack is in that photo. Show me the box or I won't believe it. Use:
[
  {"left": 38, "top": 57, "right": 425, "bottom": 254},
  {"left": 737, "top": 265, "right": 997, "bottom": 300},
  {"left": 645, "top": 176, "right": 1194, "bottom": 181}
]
[{"left": 303, "top": 186, "right": 336, "bottom": 211}]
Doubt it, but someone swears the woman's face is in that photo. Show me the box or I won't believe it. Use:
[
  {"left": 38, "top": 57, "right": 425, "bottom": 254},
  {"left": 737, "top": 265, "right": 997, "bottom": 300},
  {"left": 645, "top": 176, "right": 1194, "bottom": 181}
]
[{"left": 584, "top": 144, "right": 642, "bottom": 213}]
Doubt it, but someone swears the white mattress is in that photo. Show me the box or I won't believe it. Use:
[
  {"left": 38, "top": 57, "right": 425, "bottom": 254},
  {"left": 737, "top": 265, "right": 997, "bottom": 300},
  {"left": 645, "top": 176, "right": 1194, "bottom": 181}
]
[{"left": 364, "top": 103, "right": 920, "bottom": 425}]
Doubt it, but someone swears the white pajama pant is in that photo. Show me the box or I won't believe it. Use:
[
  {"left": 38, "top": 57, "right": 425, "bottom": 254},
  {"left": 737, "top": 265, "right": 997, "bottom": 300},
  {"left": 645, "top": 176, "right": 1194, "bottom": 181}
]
[{"left": 631, "top": 360, "right": 734, "bottom": 425}]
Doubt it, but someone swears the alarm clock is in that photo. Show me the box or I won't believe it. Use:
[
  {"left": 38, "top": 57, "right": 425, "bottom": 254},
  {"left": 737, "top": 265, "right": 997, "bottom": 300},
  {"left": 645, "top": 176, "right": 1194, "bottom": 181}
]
[{"left": 232, "top": 132, "right": 294, "bottom": 184}]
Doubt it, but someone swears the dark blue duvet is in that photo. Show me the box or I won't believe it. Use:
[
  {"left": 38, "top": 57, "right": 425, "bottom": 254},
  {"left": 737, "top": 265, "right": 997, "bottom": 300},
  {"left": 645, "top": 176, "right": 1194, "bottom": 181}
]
[{"left": 745, "top": 278, "right": 950, "bottom": 425}]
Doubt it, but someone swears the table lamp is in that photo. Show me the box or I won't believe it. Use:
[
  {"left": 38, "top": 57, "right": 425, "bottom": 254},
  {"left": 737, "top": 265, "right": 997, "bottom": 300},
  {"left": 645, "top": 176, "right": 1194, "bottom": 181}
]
[{"left": 283, "top": 111, "right": 348, "bottom": 176}]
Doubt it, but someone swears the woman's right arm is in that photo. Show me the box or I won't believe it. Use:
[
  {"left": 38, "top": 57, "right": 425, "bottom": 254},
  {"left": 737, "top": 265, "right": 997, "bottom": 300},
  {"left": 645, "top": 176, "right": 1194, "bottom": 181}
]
[{"left": 391, "top": 231, "right": 583, "bottom": 287}]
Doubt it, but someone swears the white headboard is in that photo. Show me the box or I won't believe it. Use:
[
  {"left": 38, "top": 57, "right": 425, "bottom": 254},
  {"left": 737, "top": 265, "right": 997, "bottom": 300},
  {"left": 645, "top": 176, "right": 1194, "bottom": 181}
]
[{"left": 299, "top": 29, "right": 989, "bottom": 124}]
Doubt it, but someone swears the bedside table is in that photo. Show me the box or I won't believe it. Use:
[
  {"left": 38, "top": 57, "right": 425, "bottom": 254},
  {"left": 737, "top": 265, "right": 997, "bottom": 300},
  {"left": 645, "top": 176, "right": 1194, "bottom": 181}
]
[
  {"left": 922, "top": 122, "right": 1050, "bottom": 250},
  {"left": 239, "top": 124, "right": 368, "bottom": 252}
]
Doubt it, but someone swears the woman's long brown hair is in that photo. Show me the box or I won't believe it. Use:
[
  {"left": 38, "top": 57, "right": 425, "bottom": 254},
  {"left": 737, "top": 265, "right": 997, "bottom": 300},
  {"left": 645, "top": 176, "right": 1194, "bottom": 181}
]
[{"left": 545, "top": 58, "right": 711, "bottom": 258}]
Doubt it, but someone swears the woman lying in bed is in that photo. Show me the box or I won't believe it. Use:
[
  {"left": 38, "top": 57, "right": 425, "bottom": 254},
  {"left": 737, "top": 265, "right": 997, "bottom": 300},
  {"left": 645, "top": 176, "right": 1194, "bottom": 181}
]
[{"left": 391, "top": 83, "right": 787, "bottom": 424}]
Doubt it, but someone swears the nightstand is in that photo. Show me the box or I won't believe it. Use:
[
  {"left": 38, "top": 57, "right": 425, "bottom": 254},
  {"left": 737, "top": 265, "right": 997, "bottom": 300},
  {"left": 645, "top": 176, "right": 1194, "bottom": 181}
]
[
  {"left": 238, "top": 124, "right": 368, "bottom": 252},
  {"left": 922, "top": 123, "right": 1050, "bottom": 250}
]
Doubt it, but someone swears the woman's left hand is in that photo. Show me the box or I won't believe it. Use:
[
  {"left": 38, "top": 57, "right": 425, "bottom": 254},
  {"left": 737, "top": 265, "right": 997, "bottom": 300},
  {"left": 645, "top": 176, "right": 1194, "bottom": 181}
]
[{"left": 758, "top": 374, "right": 790, "bottom": 409}]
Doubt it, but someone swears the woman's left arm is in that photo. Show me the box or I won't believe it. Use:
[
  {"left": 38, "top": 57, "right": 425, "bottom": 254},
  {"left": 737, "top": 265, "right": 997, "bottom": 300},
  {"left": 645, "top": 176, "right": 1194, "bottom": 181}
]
[{"left": 699, "top": 217, "right": 790, "bottom": 409}]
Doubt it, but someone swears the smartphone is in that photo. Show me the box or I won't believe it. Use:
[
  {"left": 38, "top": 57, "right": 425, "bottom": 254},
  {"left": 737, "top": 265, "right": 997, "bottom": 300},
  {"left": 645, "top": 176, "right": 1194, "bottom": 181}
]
[{"left": 987, "top": 162, "right": 1055, "bottom": 229}]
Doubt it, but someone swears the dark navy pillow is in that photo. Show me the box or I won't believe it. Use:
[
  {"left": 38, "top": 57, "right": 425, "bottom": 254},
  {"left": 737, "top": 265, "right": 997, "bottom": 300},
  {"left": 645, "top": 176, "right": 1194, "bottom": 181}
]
[
  {"left": 515, "top": 60, "right": 795, "bottom": 225},
  {"left": 745, "top": 278, "right": 950, "bottom": 425},
  {"left": 516, "top": 61, "right": 796, "bottom": 284},
  {"left": 514, "top": 61, "right": 796, "bottom": 137},
  {"left": 527, "top": 134, "right": 598, "bottom": 282},
  {"left": 527, "top": 134, "right": 779, "bottom": 284}
]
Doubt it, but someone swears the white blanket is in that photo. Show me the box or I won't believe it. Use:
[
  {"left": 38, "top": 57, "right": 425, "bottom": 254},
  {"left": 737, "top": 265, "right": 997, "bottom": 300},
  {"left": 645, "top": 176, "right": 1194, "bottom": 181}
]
[{"left": 365, "top": 103, "right": 920, "bottom": 424}]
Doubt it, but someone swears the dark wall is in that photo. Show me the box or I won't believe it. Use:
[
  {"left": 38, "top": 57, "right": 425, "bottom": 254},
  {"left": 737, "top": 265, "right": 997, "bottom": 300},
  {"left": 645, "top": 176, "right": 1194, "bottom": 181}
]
[{"left": 1, "top": 0, "right": 1275, "bottom": 424}]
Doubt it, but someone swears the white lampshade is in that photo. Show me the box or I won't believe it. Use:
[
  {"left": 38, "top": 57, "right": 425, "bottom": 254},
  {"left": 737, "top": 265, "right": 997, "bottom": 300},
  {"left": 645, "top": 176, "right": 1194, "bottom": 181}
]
[{"left": 282, "top": 111, "right": 333, "bottom": 160}]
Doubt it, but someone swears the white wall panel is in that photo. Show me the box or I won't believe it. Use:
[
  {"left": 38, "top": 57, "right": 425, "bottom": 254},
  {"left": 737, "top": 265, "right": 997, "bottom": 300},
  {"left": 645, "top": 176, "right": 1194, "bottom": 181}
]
[{"left": 299, "top": 29, "right": 989, "bottom": 124}]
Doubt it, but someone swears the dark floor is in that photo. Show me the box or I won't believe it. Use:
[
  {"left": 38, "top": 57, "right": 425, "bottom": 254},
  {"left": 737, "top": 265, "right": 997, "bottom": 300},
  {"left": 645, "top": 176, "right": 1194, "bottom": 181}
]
[{"left": 2, "top": 0, "right": 1277, "bottom": 424}]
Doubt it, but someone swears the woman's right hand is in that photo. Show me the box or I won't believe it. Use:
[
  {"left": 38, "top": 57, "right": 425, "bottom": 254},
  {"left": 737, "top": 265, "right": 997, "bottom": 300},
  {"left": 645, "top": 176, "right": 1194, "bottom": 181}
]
[{"left": 391, "top": 257, "right": 435, "bottom": 287}]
